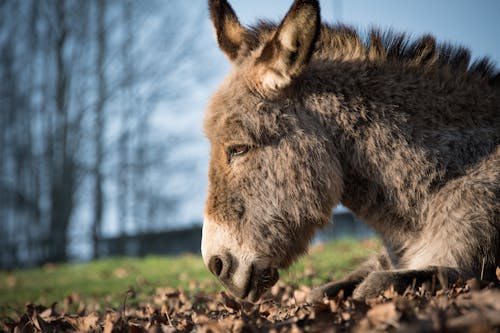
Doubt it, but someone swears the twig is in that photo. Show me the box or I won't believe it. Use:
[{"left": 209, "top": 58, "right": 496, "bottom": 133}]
[
  {"left": 165, "top": 310, "right": 173, "bottom": 327},
  {"left": 122, "top": 288, "right": 135, "bottom": 319},
  {"left": 437, "top": 267, "right": 448, "bottom": 291},
  {"left": 480, "top": 257, "right": 486, "bottom": 280},
  {"left": 122, "top": 292, "right": 128, "bottom": 317},
  {"left": 431, "top": 274, "right": 436, "bottom": 294}
]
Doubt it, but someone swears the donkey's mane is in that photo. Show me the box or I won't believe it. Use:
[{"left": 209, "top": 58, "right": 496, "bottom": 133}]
[{"left": 246, "top": 21, "right": 499, "bottom": 87}]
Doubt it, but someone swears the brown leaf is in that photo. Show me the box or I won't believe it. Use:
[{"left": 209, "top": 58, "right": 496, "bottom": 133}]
[
  {"left": 192, "top": 313, "right": 210, "bottom": 325},
  {"left": 270, "top": 284, "right": 282, "bottom": 297},
  {"left": 39, "top": 303, "right": 57, "bottom": 320},
  {"left": 466, "top": 278, "right": 481, "bottom": 291},
  {"left": 64, "top": 312, "right": 100, "bottom": 331},
  {"left": 295, "top": 307, "right": 311, "bottom": 320},
  {"left": 339, "top": 311, "right": 350, "bottom": 322},
  {"left": 231, "top": 318, "right": 246, "bottom": 333},
  {"left": 292, "top": 289, "right": 308, "bottom": 304},
  {"left": 114, "top": 267, "right": 129, "bottom": 278},
  {"left": 31, "top": 314, "right": 54, "bottom": 332},
  {"left": 221, "top": 292, "right": 241, "bottom": 312},
  {"left": 103, "top": 312, "right": 121, "bottom": 333},
  {"left": 63, "top": 292, "right": 80, "bottom": 313},
  {"left": 289, "top": 323, "right": 302, "bottom": 333},
  {"left": 328, "top": 300, "right": 338, "bottom": 313},
  {"left": 6, "top": 274, "right": 18, "bottom": 288},
  {"left": 366, "top": 302, "right": 400, "bottom": 328},
  {"left": 159, "top": 324, "right": 177, "bottom": 333},
  {"left": 128, "top": 323, "right": 145, "bottom": 333},
  {"left": 197, "top": 320, "right": 225, "bottom": 333},
  {"left": 382, "top": 285, "right": 398, "bottom": 299}
]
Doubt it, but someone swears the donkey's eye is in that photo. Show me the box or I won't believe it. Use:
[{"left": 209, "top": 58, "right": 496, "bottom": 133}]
[{"left": 227, "top": 144, "right": 250, "bottom": 162}]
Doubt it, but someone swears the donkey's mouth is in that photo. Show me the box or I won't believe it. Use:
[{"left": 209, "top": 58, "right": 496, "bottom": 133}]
[{"left": 246, "top": 266, "right": 280, "bottom": 302}]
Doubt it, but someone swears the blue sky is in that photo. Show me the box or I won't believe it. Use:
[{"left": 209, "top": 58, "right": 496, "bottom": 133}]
[{"left": 229, "top": 0, "right": 500, "bottom": 64}]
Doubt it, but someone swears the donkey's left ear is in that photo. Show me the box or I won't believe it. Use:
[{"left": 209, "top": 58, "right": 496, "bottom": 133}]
[
  {"left": 256, "top": 0, "right": 321, "bottom": 92},
  {"left": 209, "top": 0, "right": 247, "bottom": 62}
]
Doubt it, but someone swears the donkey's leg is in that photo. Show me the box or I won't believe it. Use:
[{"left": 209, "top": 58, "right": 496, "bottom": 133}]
[
  {"left": 307, "top": 251, "right": 391, "bottom": 303},
  {"left": 351, "top": 266, "right": 461, "bottom": 300},
  {"left": 402, "top": 149, "right": 500, "bottom": 281},
  {"left": 352, "top": 153, "right": 500, "bottom": 300}
]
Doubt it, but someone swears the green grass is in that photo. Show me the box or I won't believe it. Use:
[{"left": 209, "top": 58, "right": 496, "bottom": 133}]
[
  {"left": 0, "top": 238, "right": 379, "bottom": 316},
  {"left": 284, "top": 238, "right": 379, "bottom": 285}
]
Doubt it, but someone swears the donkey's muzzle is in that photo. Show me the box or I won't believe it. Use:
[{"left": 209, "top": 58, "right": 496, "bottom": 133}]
[
  {"left": 201, "top": 216, "right": 279, "bottom": 301},
  {"left": 208, "top": 253, "right": 231, "bottom": 279},
  {"left": 206, "top": 253, "right": 279, "bottom": 301},
  {"left": 247, "top": 266, "right": 279, "bottom": 302}
]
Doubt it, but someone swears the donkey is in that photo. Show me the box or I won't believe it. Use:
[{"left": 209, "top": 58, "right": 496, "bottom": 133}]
[{"left": 202, "top": 0, "right": 500, "bottom": 303}]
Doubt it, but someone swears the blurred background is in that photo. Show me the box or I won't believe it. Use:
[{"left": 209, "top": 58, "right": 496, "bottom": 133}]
[{"left": 1, "top": 0, "right": 499, "bottom": 269}]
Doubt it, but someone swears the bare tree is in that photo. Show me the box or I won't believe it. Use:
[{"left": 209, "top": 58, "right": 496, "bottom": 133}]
[
  {"left": 47, "top": 0, "right": 76, "bottom": 262},
  {"left": 116, "top": 0, "right": 134, "bottom": 241},
  {"left": 0, "top": 0, "right": 213, "bottom": 268},
  {"left": 92, "top": 0, "right": 107, "bottom": 259}
]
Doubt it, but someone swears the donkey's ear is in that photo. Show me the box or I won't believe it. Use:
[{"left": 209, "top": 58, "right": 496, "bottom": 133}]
[
  {"left": 257, "top": 0, "right": 320, "bottom": 91},
  {"left": 209, "top": 0, "right": 246, "bottom": 62}
]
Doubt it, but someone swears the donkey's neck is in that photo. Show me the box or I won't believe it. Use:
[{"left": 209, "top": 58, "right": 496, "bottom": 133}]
[
  {"left": 299, "top": 60, "right": 444, "bottom": 241},
  {"left": 296, "top": 47, "right": 497, "bottom": 246}
]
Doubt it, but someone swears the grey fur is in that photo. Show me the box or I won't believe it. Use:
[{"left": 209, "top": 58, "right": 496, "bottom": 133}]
[{"left": 204, "top": 0, "right": 500, "bottom": 302}]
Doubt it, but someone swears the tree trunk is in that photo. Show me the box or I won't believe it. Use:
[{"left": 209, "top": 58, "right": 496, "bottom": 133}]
[
  {"left": 117, "top": 0, "right": 133, "bottom": 240},
  {"left": 92, "top": 0, "right": 106, "bottom": 259},
  {"left": 48, "top": 0, "right": 73, "bottom": 263}
]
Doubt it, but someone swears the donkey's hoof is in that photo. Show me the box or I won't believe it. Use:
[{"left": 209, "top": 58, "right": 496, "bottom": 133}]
[
  {"left": 352, "top": 272, "right": 391, "bottom": 300},
  {"left": 306, "top": 281, "right": 349, "bottom": 303},
  {"left": 352, "top": 285, "right": 377, "bottom": 301},
  {"left": 306, "top": 287, "right": 327, "bottom": 304}
]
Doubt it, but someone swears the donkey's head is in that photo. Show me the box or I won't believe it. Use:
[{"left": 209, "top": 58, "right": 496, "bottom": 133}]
[{"left": 202, "top": 0, "right": 344, "bottom": 301}]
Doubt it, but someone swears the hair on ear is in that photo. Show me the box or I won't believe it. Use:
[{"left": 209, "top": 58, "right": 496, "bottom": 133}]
[
  {"left": 257, "top": 0, "right": 321, "bottom": 91},
  {"left": 209, "top": 0, "right": 246, "bottom": 61}
]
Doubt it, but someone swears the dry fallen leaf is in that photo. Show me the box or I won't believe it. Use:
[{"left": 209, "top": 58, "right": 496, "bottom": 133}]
[
  {"left": 3, "top": 276, "right": 500, "bottom": 333},
  {"left": 366, "top": 302, "right": 400, "bottom": 328},
  {"left": 221, "top": 292, "right": 241, "bottom": 312}
]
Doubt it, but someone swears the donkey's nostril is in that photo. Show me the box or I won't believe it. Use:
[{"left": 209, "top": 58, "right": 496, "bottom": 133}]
[{"left": 209, "top": 256, "right": 224, "bottom": 277}]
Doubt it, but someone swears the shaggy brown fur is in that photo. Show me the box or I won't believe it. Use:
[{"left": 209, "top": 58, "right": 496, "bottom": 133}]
[{"left": 202, "top": 0, "right": 500, "bottom": 302}]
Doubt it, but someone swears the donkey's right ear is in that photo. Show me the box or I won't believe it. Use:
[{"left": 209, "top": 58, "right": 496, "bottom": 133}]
[{"left": 209, "top": 0, "right": 246, "bottom": 62}]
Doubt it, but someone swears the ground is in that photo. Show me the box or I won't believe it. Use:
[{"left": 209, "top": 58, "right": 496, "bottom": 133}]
[{"left": 1, "top": 238, "right": 499, "bottom": 332}]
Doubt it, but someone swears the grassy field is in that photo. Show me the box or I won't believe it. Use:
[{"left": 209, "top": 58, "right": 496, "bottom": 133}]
[{"left": 0, "top": 238, "right": 379, "bottom": 316}]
